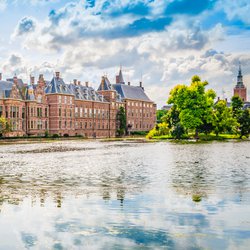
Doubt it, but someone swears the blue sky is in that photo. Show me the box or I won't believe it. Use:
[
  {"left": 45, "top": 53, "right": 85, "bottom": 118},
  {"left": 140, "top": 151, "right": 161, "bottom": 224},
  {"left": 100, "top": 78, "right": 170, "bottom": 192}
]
[{"left": 0, "top": 0, "right": 250, "bottom": 106}]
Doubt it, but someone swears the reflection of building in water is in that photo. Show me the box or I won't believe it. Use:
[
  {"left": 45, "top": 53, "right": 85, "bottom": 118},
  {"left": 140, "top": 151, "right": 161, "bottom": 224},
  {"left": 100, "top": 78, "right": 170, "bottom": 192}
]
[{"left": 0, "top": 172, "right": 131, "bottom": 209}]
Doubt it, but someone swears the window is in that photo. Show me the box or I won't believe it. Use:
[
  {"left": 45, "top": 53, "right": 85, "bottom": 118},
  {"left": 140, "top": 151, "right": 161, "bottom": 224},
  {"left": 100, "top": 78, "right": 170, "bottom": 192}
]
[
  {"left": 0, "top": 106, "right": 3, "bottom": 117},
  {"left": 22, "top": 108, "right": 25, "bottom": 119},
  {"left": 58, "top": 96, "right": 62, "bottom": 103}
]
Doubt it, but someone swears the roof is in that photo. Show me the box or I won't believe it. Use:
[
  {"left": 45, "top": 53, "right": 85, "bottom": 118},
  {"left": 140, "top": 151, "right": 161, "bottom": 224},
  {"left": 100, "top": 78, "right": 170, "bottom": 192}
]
[
  {"left": 97, "top": 76, "right": 111, "bottom": 91},
  {"left": 112, "top": 84, "right": 151, "bottom": 102},
  {"left": 69, "top": 83, "right": 107, "bottom": 102},
  {"left": 45, "top": 77, "right": 73, "bottom": 95},
  {"left": 116, "top": 69, "right": 125, "bottom": 84},
  {"left": 0, "top": 80, "right": 13, "bottom": 98},
  {"left": 6, "top": 78, "right": 24, "bottom": 88}
]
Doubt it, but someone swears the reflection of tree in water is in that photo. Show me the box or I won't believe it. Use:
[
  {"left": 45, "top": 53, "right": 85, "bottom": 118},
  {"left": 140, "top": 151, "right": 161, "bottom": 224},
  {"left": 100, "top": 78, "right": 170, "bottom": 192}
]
[{"left": 171, "top": 148, "right": 213, "bottom": 200}]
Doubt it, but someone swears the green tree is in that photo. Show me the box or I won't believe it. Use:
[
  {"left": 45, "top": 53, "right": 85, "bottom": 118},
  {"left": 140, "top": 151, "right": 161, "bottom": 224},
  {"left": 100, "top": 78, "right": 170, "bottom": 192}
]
[
  {"left": 0, "top": 117, "right": 11, "bottom": 136},
  {"left": 156, "top": 109, "right": 168, "bottom": 123},
  {"left": 117, "top": 106, "right": 126, "bottom": 136},
  {"left": 168, "top": 76, "right": 216, "bottom": 138},
  {"left": 212, "top": 100, "right": 238, "bottom": 136},
  {"left": 231, "top": 95, "right": 243, "bottom": 118},
  {"left": 238, "top": 109, "right": 250, "bottom": 138}
]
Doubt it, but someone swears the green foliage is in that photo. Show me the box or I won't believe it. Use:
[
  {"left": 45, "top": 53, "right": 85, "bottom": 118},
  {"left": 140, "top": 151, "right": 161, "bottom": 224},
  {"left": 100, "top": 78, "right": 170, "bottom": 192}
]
[
  {"left": 168, "top": 76, "right": 216, "bottom": 137},
  {"left": 156, "top": 109, "right": 168, "bottom": 123},
  {"left": 117, "top": 106, "right": 126, "bottom": 136},
  {"left": 0, "top": 117, "right": 11, "bottom": 136},
  {"left": 146, "top": 122, "right": 170, "bottom": 139},
  {"left": 44, "top": 130, "right": 49, "bottom": 138},
  {"left": 52, "top": 134, "right": 59, "bottom": 138},
  {"left": 212, "top": 100, "right": 238, "bottom": 136},
  {"left": 171, "top": 122, "right": 186, "bottom": 139},
  {"left": 130, "top": 131, "right": 148, "bottom": 136},
  {"left": 231, "top": 95, "right": 243, "bottom": 118},
  {"left": 238, "top": 109, "right": 250, "bottom": 138}
]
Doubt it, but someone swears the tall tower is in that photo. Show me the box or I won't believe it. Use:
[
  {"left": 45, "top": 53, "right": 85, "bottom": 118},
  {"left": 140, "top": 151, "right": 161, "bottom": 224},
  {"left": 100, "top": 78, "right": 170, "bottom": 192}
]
[{"left": 234, "top": 63, "right": 247, "bottom": 101}]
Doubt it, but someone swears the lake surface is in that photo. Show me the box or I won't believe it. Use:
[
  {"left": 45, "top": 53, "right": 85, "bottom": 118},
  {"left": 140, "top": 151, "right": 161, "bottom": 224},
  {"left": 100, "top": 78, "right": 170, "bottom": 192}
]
[{"left": 0, "top": 140, "right": 250, "bottom": 249}]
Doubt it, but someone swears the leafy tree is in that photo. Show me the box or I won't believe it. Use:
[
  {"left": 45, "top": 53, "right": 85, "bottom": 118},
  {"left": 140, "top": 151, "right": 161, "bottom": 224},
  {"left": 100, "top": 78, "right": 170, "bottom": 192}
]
[
  {"left": 238, "top": 109, "right": 250, "bottom": 138},
  {"left": 212, "top": 100, "right": 238, "bottom": 136},
  {"left": 0, "top": 117, "right": 11, "bottom": 136},
  {"left": 156, "top": 109, "right": 168, "bottom": 123},
  {"left": 168, "top": 75, "right": 216, "bottom": 138},
  {"left": 117, "top": 106, "right": 126, "bottom": 136},
  {"left": 171, "top": 122, "right": 185, "bottom": 139},
  {"left": 164, "top": 105, "right": 180, "bottom": 128},
  {"left": 231, "top": 96, "right": 243, "bottom": 118},
  {"left": 146, "top": 122, "right": 170, "bottom": 139}
]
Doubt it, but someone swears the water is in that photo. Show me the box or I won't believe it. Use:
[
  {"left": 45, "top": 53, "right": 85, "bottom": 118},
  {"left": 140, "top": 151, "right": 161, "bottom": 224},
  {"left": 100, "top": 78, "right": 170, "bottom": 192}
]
[{"left": 0, "top": 140, "right": 250, "bottom": 249}]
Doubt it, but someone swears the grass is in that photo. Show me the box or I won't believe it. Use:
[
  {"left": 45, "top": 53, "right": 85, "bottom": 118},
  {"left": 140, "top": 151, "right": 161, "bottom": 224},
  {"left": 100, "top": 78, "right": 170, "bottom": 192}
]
[{"left": 151, "top": 133, "right": 245, "bottom": 141}]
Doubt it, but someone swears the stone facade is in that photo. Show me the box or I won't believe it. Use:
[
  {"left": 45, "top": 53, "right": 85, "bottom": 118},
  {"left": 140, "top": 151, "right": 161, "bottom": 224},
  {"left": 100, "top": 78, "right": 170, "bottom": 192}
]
[{"left": 0, "top": 69, "right": 156, "bottom": 137}]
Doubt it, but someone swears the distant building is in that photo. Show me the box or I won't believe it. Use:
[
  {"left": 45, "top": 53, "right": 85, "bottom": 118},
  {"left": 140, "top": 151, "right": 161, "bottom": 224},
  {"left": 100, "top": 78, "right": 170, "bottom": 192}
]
[
  {"left": 0, "top": 69, "right": 156, "bottom": 137},
  {"left": 234, "top": 63, "right": 247, "bottom": 102}
]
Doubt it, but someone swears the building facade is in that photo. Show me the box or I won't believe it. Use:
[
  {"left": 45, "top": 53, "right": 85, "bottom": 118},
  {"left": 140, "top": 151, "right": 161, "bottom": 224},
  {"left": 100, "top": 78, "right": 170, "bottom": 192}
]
[
  {"left": 0, "top": 69, "right": 156, "bottom": 137},
  {"left": 234, "top": 64, "right": 247, "bottom": 102}
]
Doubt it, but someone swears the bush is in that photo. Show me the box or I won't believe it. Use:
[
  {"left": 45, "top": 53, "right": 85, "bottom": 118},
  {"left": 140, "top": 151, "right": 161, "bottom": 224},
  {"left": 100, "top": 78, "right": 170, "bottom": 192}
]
[
  {"left": 63, "top": 134, "right": 69, "bottom": 137},
  {"left": 146, "top": 122, "right": 170, "bottom": 139},
  {"left": 44, "top": 130, "right": 49, "bottom": 138},
  {"left": 52, "top": 134, "right": 59, "bottom": 138},
  {"left": 171, "top": 123, "right": 185, "bottom": 139}
]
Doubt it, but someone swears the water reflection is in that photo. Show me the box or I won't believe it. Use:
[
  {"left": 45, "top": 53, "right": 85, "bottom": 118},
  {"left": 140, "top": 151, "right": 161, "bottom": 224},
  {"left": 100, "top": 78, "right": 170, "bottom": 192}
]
[{"left": 0, "top": 140, "right": 250, "bottom": 249}]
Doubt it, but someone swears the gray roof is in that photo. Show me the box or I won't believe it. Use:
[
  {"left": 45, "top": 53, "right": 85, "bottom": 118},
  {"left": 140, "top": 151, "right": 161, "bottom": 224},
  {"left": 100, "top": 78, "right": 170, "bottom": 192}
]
[
  {"left": 45, "top": 77, "right": 73, "bottom": 95},
  {"left": 112, "top": 84, "right": 151, "bottom": 101},
  {"left": 69, "top": 83, "right": 107, "bottom": 102},
  {"left": 0, "top": 80, "right": 14, "bottom": 98},
  {"left": 6, "top": 78, "right": 24, "bottom": 88},
  {"left": 97, "top": 76, "right": 111, "bottom": 91}
]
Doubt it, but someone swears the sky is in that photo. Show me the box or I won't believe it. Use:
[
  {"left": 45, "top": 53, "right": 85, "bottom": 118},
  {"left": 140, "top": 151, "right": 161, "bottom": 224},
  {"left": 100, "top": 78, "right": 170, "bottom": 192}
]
[{"left": 0, "top": 0, "right": 250, "bottom": 107}]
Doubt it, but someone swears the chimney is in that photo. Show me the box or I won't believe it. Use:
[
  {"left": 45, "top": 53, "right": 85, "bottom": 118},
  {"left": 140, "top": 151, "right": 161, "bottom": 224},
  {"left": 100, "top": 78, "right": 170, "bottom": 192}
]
[
  {"left": 128, "top": 81, "right": 130, "bottom": 86},
  {"left": 78, "top": 81, "right": 81, "bottom": 86},
  {"left": 139, "top": 81, "right": 142, "bottom": 88},
  {"left": 85, "top": 81, "right": 89, "bottom": 87},
  {"left": 30, "top": 76, "right": 35, "bottom": 85},
  {"left": 0, "top": 73, "right": 2, "bottom": 81},
  {"left": 55, "top": 72, "right": 60, "bottom": 78},
  {"left": 73, "top": 79, "right": 77, "bottom": 85},
  {"left": 217, "top": 97, "right": 220, "bottom": 101}
]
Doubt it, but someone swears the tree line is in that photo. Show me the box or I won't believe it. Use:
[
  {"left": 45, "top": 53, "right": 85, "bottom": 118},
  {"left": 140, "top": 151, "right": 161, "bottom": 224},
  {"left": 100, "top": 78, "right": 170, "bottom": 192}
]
[{"left": 148, "top": 75, "right": 250, "bottom": 139}]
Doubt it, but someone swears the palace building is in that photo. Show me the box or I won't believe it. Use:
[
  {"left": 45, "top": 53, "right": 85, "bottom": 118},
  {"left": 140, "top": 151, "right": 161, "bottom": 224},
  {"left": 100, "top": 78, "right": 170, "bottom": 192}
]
[{"left": 0, "top": 69, "right": 156, "bottom": 137}]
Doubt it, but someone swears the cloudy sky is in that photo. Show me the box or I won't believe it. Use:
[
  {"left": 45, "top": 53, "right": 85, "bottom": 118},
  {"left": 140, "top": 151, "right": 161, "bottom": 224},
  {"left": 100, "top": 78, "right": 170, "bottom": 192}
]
[{"left": 0, "top": 0, "right": 250, "bottom": 107}]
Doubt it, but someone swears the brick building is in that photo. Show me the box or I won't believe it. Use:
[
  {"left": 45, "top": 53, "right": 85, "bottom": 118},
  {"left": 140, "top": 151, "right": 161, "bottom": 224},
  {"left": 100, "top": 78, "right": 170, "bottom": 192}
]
[
  {"left": 0, "top": 69, "right": 156, "bottom": 137},
  {"left": 234, "top": 63, "right": 247, "bottom": 102}
]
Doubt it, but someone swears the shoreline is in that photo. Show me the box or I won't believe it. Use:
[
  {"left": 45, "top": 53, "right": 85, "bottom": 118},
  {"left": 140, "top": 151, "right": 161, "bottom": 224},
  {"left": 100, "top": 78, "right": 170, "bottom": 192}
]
[{"left": 0, "top": 135, "right": 249, "bottom": 145}]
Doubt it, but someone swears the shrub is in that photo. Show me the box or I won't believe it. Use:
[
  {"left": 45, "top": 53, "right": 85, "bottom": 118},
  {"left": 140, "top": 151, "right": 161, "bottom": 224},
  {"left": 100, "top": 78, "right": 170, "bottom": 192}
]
[
  {"left": 52, "top": 134, "right": 59, "bottom": 138},
  {"left": 146, "top": 122, "right": 170, "bottom": 139}
]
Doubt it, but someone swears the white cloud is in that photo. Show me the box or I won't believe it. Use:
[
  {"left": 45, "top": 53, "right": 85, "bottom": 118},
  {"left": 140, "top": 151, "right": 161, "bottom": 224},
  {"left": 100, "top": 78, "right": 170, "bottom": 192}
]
[{"left": 0, "top": 0, "right": 6, "bottom": 11}]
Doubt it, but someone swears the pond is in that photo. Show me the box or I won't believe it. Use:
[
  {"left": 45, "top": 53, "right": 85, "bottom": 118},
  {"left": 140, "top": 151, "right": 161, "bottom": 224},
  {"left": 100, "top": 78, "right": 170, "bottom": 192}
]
[{"left": 0, "top": 140, "right": 250, "bottom": 249}]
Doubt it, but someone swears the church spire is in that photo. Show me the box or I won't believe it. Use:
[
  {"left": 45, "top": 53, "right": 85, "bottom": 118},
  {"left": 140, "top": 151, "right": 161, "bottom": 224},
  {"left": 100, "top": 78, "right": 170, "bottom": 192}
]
[
  {"left": 236, "top": 62, "right": 244, "bottom": 87},
  {"left": 116, "top": 66, "right": 125, "bottom": 84}
]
